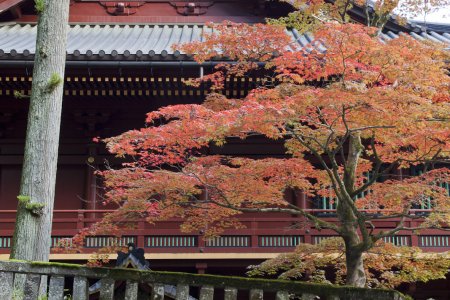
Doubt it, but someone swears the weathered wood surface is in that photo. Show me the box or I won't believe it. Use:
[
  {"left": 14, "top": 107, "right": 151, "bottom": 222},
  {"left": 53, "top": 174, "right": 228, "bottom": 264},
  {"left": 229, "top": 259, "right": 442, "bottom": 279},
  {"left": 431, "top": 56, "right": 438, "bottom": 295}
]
[
  {"left": 48, "top": 276, "right": 65, "bottom": 300},
  {"left": 250, "top": 289, "right": 264, "bottom": 300},
  {"left": 0, "top": 260, "right": 407, "bottom": 300},
  {"left": 99, "top": 278, "right": 115, "bottom": 300},
  {"left": 275, "top": 291, "right": 289, "bottom": 300},
  {"left": 23, "top": 274, "right": 41, "bottom": 300},
  {"left": 199, "top": 285, "right": 214, "bottom": 300},
  {"left": 224, "top": 287, "right": 238, "bottom": 300},
  {"left": 151, "top": 284, "right": 165, "bottom": 300},
  {"left": 125, "top": 280, "right": 139, "bottom": 300},
  {"left": 0, "top": 271, "right": 14, "bottom": 299},
  {"left": 73, "top": 276, "right": 89, "bottom": 300},
  {"left": 176, "top": 284, "right": 190, "bottom": 300}
]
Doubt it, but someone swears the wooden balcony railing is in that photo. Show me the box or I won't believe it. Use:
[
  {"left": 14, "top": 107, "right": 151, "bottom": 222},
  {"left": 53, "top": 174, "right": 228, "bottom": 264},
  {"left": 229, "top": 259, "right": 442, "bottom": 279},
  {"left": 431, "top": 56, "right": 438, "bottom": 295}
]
[
  {"left": 0, "top": 260, "right": 407, "bottom": 300},
  {"left": 0, "top": 209, "right": 449, "bottom": 254}
]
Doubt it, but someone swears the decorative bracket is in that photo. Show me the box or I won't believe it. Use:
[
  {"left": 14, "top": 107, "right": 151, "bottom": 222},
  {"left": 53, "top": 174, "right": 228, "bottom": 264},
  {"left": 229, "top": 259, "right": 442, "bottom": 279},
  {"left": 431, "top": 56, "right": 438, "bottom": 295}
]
[
  {"left": 99, "top": 1, "right": 145, "bottom": 16},
  {"left": 73, "top": 111, "right": 111, "bottom": 136},
  {"left": 170, "top": 2, "right": 214, "bottom": 16}
]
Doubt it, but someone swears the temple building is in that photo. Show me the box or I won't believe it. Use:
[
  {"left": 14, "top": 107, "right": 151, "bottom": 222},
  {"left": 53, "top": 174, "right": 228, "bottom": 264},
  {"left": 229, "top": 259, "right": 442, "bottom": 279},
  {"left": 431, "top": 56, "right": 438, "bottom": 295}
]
[{"left": 0, "top": 1, "right": 449, "bottom": 298}]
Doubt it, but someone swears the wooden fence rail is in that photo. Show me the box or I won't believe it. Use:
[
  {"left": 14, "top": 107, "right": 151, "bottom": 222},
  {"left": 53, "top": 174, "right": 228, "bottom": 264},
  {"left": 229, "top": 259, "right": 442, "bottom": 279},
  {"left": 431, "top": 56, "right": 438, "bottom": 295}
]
[{"left": 0, "top": 260, "right": 408, "bottom": 300}]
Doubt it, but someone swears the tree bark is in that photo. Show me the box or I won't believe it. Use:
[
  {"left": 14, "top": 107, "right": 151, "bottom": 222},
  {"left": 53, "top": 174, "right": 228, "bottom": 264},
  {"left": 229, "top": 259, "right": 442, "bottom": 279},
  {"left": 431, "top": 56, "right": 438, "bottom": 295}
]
[
  {"left": 340, "top": 132, "right": 367, "bottom": 287},
  {"left": 338, "top": 201, "right": 367, "bottom": 287},
  {"left": 344, "top": 237, "right": 366, "bottom": 287},
  {"left": 10, "top": 0, "right": 70, "bottom": 262}
]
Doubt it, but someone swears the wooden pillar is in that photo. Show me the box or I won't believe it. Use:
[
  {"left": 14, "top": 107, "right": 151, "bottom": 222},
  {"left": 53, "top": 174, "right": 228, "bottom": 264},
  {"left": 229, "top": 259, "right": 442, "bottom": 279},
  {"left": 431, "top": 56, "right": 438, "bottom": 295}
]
[
  {"left": 84, "top": 145, "right": 97, "bottom": 218},
  {"left": 137, "top": 221, "right": 145, "bottom": 249},
  {"left": 196, "top": 262, "right": 207, "bottom": 274},
  {"left": 294, "top": 190, "right": 308, "bottom": 209},
  {"left": 251, "top": 219, "right": 258, "bottom": 248}
]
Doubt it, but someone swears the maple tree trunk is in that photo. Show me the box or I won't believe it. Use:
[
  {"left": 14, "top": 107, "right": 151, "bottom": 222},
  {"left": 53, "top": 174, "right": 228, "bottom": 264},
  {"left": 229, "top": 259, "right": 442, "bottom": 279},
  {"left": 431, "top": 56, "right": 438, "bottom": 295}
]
[
  {"left": 341, "top": 132, "right": 367, "bottom": 287},
  {"left": 339, "top": 205, "right": 367, "bottom": 287},
  {"left": 10, "top": 0, "right": 70, "bottom": 262},
  {"left": 344, "top": 237, "right": 366, "bottom": 287}
]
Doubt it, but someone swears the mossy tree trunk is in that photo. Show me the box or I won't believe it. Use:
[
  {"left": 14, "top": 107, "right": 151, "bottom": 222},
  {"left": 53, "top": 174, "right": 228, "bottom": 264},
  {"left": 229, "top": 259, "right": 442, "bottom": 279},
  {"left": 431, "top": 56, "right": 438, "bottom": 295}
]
[
  {"left": 338, "top": 132, "right": 368, "bottom": 287},
  {"left": 10, "top": 0, "right": 70, "bottom": 262}
]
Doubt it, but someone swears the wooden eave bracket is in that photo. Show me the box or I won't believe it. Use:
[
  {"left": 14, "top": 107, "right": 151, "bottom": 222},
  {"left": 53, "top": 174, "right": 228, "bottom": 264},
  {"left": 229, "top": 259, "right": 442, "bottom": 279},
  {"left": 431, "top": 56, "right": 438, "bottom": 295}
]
[
  {"left": 99, "top": 1, "right": 145, "bottom": 16},
  {"left": 170, "top": 1, "right": 214, "bottom": 16},
  {"left": 0, "top": 0, "right": 26, "bottom": 16}
]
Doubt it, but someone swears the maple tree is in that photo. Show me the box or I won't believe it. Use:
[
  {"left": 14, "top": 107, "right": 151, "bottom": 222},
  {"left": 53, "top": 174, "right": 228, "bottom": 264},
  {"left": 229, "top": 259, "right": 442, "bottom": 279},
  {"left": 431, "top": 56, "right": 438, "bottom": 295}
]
[{"left": 75, "top": 1, "right": 450, "bottom": 288}]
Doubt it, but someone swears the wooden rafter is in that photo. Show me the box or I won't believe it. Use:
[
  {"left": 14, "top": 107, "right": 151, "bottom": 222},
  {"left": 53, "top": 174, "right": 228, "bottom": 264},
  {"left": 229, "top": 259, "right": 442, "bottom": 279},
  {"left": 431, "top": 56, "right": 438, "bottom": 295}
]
[{"left": 0, "top": 0, "right": 25, "bottom": 14}]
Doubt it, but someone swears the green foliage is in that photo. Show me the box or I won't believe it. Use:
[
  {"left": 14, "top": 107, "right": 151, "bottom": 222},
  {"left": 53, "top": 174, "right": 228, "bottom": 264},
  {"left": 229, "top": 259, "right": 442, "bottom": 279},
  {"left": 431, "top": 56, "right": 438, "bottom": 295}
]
[
  {"left": 267, "top": 11, "right": 319, "bottom": 34},
  {"left": 35, "top": 0, "right": 45, "bottom": 14},
  {"left": 46, "top": 73, "right": 62, "bottom": 93}
]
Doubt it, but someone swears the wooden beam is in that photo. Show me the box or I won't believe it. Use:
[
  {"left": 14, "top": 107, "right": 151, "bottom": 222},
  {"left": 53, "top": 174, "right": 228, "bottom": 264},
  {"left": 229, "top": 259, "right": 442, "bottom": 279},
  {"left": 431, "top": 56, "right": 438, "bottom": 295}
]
[{"left": 0, "top": 0, "right": 25, "bottom": 14}]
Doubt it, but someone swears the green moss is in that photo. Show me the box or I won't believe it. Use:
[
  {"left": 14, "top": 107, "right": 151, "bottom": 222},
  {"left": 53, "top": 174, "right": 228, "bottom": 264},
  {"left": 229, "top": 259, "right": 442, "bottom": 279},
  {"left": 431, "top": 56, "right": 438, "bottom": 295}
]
[
  {"left": 34, "top": 0, "right": 45, "bottom": 13},
  {"left": 27, "top": 260, "right": 84, "bottom": 269},
  {"left": 13, "top": 91, "right": 29, "bottom": 99},
  {"left": 16, "top": 196, "right": 45, "bottom": 216},
  {"left": 46, "top": 73, "right": 62, "bottom": 93},
  {"left": 25, "top": 202, "right": 45, "bottom": 216},
  {"left": 17, "top": 195, "right": 30, "bottom": 202}
]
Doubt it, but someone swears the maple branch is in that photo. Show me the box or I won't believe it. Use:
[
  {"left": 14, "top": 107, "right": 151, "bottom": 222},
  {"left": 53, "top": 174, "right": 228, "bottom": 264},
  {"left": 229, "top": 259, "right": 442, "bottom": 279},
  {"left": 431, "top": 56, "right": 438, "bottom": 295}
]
[
  {"left": 351, "top": 134, "right": 399, "bottom": 198},
  {"left": 365, "top": 211, "right": 447, "bottom": 221},
  {"left": 373, "top": 220, "right": 450, "bottom": 241},
  {"left": 423, "top": 149, "right": 442, "bottom": 173},
  {"left": 348, "top": 125, "right": 396, "bottom": 132},
  {"left": 179, "top": 168, "right": 340, "bottom": 233},
  {"left": 289, "top": 131, "right": 337, "bottom": 186},
  {"left": 205, "top": 187, "right": 340, "bottom": 233}
]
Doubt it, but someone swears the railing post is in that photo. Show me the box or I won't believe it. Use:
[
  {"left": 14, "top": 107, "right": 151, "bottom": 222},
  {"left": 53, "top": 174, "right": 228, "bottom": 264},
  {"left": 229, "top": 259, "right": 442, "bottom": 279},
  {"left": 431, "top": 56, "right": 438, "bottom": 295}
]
[
  {"left": 73, "top": 276, "right": 89, "bottom": 300},
  {"left": 250, "top": 289, "right": 263, "bottom": 300},
  {"left": 77, "top": 210, "right": 85, "bottom": 230},
  {"left": 23, "top": 274, "right": 41, "bottom": 300},
  {"left": 275, "top": 291, "right": 289, "bottom": 300},
  {"left": 224, "top": 287, "right": 238, "bottom": 300},
  {"left": 99, "top": 278, "right": 115, "bottom": 300},
  {"left": 125, "top": 280, "right": 139, "bottom": 300},
  {"left": 48, "top": 276, "right": 65, "bottom": 300},
  {"left": 176, "top": 284, "right": 190, "bottom": 300},
  {"left": 0, "top": 272, "right": 14, "bottom": 299},
  {"left": 199, "top": 285, "right": 214, "bottom": 300},
  {"left": 151, "top": 284, "right": 165, "bottom": 300}
]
